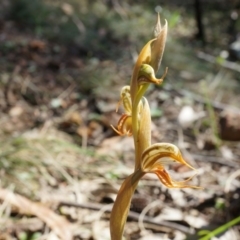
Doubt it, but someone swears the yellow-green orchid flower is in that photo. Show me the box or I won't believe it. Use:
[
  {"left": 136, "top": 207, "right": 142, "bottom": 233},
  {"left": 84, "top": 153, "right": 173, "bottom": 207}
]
[
  {"left": 111, "top": 86, "right": 133, "bottom": 136},
  {"left": 110, "top": 96, "right": 200, "bottom": 240},
  {"left": 111, "top": 63, "right": 165, "bottom": 137},
  {"left": 130, "top": 15, "right": 168, "bottom": 171},
  {"left": 130, "top": 14, "right": 168, "bottom": 105},
  {"left": 110, "top": 14, "right": 201, "bottom": 240}
]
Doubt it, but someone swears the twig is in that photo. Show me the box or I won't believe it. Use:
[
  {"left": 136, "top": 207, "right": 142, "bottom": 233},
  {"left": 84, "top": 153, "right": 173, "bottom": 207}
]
[
  {"left": 162, "top": 83, "right": 240, "bottom": 114},
  {"left": 197, "top": 51, "right": 240, "bottom": 73},
  {"left": 0, "top": 217, "right": 44, "bottom": 232},
  {"left": 138, "top": 199, "right": 162, "bottom": 233},
  {"left": 192, "top": 154, "right": 240, "bottom": 168},
  {"left": 225, "top": 169, "right": 240, "bottom": 193},
  {"left": 72, "top": 15, "right": 86, "bottom": 33},
  {"left": 129, "top": 210, "right": 195, "bottom": 234},
  {"left": 59, "top": 201, "right": 195, "bottom": 235},
  {"left": 57, "top": 82, "right": 76, "bottom": 100},
  {"left": 0, "top": 188, "right": 74, "bottom": 240}
]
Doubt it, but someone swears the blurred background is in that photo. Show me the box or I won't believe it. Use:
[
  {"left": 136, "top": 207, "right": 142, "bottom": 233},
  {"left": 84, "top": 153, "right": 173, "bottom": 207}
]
[{"left": 0, "top": 0, "right": 240, "bottom": 239}]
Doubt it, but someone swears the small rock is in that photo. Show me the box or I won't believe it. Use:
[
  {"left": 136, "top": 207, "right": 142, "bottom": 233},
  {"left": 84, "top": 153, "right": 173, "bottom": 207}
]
[
  {"left": 131, "top": 194, "right": 150, "bottom": 213},
  {"left": 220, "top": 145, "right": 235, "bottom": 160},
  {"left": 9, "top": 106, "right": 23, "bottom": 117},
  {"left": 29, "top": 39, "right": 46, "bottom": 51},
  {"left": 178, "top": 105, "right": 205, "bottom": 128},
  {"left": 219, "top": 111, "right": 240, "bottom": 141}
]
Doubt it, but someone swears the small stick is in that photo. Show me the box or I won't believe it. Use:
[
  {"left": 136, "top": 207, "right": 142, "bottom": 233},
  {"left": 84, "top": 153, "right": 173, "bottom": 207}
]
[{"left": 59, "top": 201, "right": 195, "bottom": 235}]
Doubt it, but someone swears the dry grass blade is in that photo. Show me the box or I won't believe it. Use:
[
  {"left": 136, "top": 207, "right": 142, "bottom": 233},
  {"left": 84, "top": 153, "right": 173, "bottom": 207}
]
[{"left": 0, "top": 188, "right": 73, "bottom": 240}]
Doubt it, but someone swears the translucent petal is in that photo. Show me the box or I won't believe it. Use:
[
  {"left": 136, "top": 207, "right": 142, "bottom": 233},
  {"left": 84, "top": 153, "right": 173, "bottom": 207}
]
[
  {"left": 119, "top": 86, "right": 132, "bottom": 115},
  {"left": 138, "top": 97, "right": 151, "bottom": 150},
  {"left": 151, "top": 19, "right": 168, "bottom": 72},
  {"left": 111, "top": 114, "right": 132, "bottom": 136},
  {"left": 154, "top": 12, "right": 161, "bottom": 37},
  {"left": 134, "top": 98, "right": 152, "bottom": 170}
]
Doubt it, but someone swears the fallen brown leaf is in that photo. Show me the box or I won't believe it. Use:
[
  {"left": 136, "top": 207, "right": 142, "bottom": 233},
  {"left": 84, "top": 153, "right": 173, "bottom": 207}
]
[{"left": 0, "top": 188, "right": 73, "bottom": 240}]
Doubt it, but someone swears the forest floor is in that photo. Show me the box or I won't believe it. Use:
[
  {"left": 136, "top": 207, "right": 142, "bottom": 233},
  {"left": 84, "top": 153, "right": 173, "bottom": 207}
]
[{"left": 0, "top": 1, "right": 240, "bottom": 240}]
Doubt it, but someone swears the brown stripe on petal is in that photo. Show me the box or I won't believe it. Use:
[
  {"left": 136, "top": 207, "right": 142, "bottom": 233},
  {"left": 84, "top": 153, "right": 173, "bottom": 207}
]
[
  {"left": 142, "top": 153, "right": 177, "bottom": 170},
  {"left": 142, "top": 143, "right": 178, "bottom": 160},
  {"left": 154, "top": 168, "right": 175, "bottom": 188},
  {"left": 141, "top": 143, "right": 195, "bottom": 170}
]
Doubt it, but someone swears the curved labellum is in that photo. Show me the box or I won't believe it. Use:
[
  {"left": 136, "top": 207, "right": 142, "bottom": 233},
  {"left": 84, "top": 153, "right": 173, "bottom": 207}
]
[
  {"left": 113, "top": 85, "right": 145, "bottom": 137},
  {"left": 137, "top": 64, "right": 168, "bottom": 86},
  {"left": 153, "top": 166, "right": 199, "bottom": 188},
  {"left": 111, "top": 114, "right": 132, "bottom": 136}
]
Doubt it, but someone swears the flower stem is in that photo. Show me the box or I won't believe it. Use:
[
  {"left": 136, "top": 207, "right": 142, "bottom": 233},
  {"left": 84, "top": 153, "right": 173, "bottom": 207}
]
[{"left": 110, "top": 169, "right": 144, "bottom": 239}]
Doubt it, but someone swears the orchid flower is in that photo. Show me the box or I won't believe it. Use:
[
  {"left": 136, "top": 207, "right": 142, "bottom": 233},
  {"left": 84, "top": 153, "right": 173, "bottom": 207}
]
[{"left": 110, "top": 14, "right": 201, "bottom": 240}]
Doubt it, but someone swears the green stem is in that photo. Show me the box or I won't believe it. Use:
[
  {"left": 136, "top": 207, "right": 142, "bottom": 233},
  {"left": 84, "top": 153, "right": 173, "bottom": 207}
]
[
  {"left": 110, "top": 169, "right": 144, "bottom": 240},
  {"left": 199, "top": 216, "right": 240, "bottom": 240}
]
